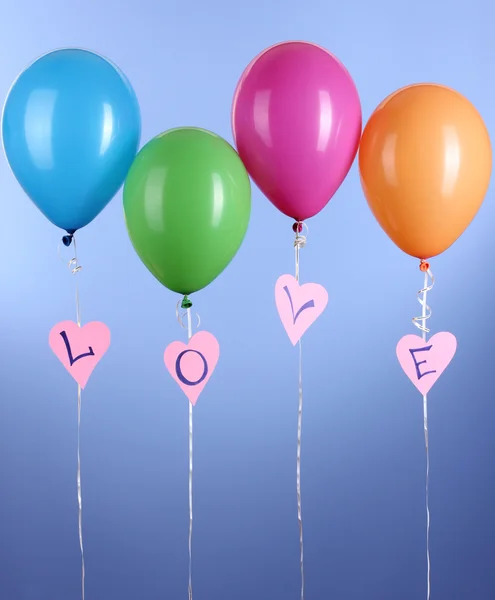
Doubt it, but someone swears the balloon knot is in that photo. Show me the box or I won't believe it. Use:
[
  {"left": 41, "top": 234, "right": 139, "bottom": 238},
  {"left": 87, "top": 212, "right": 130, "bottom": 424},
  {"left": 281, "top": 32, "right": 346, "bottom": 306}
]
[
  {"left": 419, "top": 260, "right": 430, "bottom": 272},
  {"left": 292, "top": 221, "right": 303, "bottom": 234},
  {"left": 181, "top": 295, "right": 193, "bottom": 309},
  {"left": 62, "top": 234, "right": 74, "bottom": 247}
]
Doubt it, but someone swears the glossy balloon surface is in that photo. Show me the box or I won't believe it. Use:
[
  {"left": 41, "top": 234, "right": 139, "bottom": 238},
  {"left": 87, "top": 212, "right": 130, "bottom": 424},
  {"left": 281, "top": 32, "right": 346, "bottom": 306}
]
[
  {"left": 123, "top": 127, "right": 251, "bottom": 295},
  {"left": 359, "top": 83, "right": 492, "bottom": 259},
  {"left": 232, "top": 41, "right": 362, "bottom": 221},
  {"left": 2, "top": 48, "right": 141, "bottom": 232}
]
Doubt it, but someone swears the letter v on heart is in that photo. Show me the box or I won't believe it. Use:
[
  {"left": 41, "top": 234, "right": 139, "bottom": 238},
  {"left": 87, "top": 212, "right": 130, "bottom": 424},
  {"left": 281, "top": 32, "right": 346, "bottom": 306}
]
[{"left": 275, "top": 274, "right": 328, "bottom": 345}]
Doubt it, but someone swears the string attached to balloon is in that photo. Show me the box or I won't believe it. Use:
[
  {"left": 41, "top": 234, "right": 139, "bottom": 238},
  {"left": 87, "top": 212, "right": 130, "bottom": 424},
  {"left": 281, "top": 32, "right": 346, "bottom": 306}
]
[
  {"left": 272, "top": 221, "right": 327, "bottom": 600},
  {"left": 293, "top": 221, "right": 307, "bottom": 600},
  {"left": 53, "top": 236, "right": 110, "bottom": 600},
  {"left": 59, "top": 234, "right": 86, "bottom": 600},
  {"left": 394, "top": 261, "right": 456, "bottom": 600},
  {"left": 412, "top": 261, "right": 435, "bottom": 600},
  {"left": 175, "top": 297, "right": 203, "bottom": 600},
  {"left": 393, "top": 266, "right": 456, "bottom": 600},
  {"left": 273, "top": 222, "right": 328, "bottom": 600}
]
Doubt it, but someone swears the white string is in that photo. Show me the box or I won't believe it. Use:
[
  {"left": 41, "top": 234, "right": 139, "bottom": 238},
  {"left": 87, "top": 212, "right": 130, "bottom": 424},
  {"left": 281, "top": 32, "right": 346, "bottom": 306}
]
[
  {"left": 61, "top": 236, "right": 85, "bottom": 600},
  {"left": 294, "top": 226, "right": 305, "bottom": 600},
  {"left": 413, "top": 267, "right": 434, "bottom": 600},
  {"left": 186, "top": 307, "right": 193, "bottom": 600},
  {"left": 423, "top": 393, "right": 430, "bottom": 600},
  {"left": 77, "top": 383, "right": 85, "bottom": 600}
]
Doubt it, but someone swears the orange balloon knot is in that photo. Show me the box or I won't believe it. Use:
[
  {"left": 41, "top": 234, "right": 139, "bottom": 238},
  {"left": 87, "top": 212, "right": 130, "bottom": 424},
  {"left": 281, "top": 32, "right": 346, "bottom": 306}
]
[{"left": 419, "top": 260, "right": 430, "bottom": 272}]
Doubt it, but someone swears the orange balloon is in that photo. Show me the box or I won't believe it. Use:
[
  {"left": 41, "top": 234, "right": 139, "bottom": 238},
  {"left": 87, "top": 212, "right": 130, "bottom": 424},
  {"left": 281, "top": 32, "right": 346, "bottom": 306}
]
[{"left": 359, "top": 84, "right": 492, "bottom": 259}]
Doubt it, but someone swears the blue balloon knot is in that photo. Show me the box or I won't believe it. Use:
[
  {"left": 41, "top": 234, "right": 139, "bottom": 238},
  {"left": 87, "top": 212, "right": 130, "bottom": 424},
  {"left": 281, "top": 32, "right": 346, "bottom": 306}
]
[{"left": 62, "top": 234, "right": 73, "bottom": 247}]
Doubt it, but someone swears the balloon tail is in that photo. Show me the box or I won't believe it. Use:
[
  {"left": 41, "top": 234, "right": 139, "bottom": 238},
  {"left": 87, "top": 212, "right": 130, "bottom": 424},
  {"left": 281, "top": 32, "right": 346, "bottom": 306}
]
[
  {"left": 294, "top": 223, "right": 306, "bottom": 600},
  {"left": 413, "top": 264, "right": 434, "bottom": 600},
  {"left": 59, "top": 235, "right": 85, "bottom": 600}
]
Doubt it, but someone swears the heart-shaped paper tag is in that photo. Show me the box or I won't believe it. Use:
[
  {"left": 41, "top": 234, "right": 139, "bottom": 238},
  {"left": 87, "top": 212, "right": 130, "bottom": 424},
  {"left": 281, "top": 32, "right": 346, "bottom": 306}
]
[
  {"left": 164, "top": 331, "right": 220, "bottom": 405},
  {"left": 275, "top": 274, "right": 328, "bottom": 345},
  {"left": 49, "top": 321, "right": 111, "bottom": 389},
  {"left": 396, "top": 332, "right": 457, "bottom": 395}
]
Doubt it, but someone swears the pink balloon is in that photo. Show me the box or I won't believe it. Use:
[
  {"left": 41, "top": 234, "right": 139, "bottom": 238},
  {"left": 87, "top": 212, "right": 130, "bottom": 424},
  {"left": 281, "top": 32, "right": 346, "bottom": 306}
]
[{"left": 232, "top": 41, "right": 362, "bottom": 221}]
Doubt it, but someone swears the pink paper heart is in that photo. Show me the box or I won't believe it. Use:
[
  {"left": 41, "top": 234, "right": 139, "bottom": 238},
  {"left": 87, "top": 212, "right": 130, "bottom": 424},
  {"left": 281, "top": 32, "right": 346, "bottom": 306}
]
[
  {"left": 164, "top": 331, "right": 220, "bottom": 405},
  {"left": 49, "top": 321, "right": 111, "bottom": 389},
  {"left": 396, "top": 332, "right": 457, "bottom": 395},
  {"left": 275, "top": 274, "right": 328, "bottom": 345}
]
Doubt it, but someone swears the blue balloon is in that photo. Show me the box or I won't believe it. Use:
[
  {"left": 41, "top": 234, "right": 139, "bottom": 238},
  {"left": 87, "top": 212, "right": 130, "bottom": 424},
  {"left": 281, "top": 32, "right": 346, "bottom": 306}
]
[{"left": 2, "top": 48, "right": 141, "bottom": 233}]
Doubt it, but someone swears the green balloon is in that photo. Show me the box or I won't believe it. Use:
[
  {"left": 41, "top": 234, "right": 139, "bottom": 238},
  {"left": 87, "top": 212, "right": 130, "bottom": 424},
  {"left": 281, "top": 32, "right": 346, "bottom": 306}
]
[{"left": 123, "top": 127, "right": 251, "bottom": 295}]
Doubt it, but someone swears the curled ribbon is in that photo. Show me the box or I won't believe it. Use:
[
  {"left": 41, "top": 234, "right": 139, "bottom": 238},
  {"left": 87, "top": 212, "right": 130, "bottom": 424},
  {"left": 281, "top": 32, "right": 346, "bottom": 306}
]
[
  {"left": 293, "top": 223, "right": 307, "bottom": 283},
  {"left": 412, "top": 264, "right": 434, "bottom": 334},
  {"left": 176, "top": 300, "right": 201, "bottom": 331}
]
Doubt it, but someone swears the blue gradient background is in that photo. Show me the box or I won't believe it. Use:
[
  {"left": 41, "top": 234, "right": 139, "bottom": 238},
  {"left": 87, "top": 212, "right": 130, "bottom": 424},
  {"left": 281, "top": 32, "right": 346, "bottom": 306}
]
[{"left": 0, "top": 1, "right": 493, "bottom": 599}]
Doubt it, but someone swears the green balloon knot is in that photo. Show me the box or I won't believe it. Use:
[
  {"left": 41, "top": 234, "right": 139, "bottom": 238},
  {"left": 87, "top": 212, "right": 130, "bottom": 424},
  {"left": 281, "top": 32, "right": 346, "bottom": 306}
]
[{"left": 181, "top": 295, "right": 193, "bottom": 309}]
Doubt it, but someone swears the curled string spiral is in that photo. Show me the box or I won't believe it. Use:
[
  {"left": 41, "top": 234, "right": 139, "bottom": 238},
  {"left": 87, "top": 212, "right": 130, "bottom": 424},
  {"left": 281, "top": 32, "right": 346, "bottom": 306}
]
[
  {"left": 412, "top": 264, "right": 435, "bottom": 334},
  {"left": 176, "top": 299, "right": 201, "bottom": 331},
  {"left": 413, "top": 262, "right": 435, "bottom": 600},
  {"left": 176, "top": 297, "right": 200, "bottom": 600},
  {"left": 59, "top": 234, "right": 85, "bottom": 600},
  {"left": 293, "top": 222, "right": 307, "bottom": 600}
]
